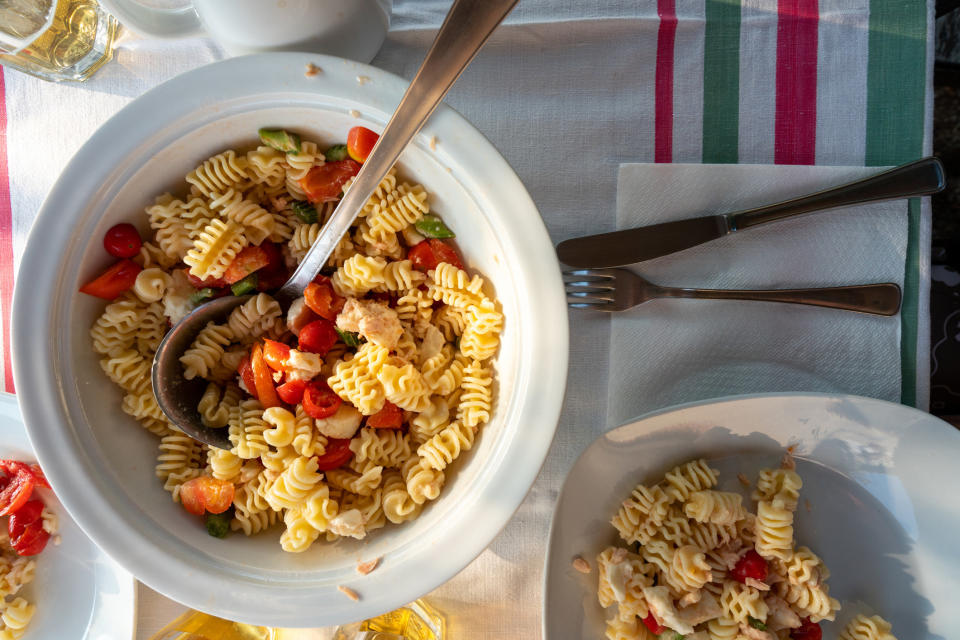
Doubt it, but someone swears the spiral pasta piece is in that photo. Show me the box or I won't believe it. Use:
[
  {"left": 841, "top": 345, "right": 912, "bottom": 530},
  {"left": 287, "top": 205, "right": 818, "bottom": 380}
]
[
  {"left": 664, "top": 458, "right": 719, "bottom": 502},
  {"left": 180, "top": 322, "right": 233, "bottom": 380},
  {"left": 456, "top": 359, "right": 493, "bottom": 427},
  {"left": 417, "top": 421, "right": 476, "bottom": 471},
  {"left": 755, "top": 499, "right": 794, "bottom": 560},
  {"left": 185, "top": 149, "right": 249, "bottom": 198},
  {"left": 684, "top": 490, "right": 746, "bottom": 525},
  {"left": 838, "top": 614, "right": 897, "bottom": 640}
]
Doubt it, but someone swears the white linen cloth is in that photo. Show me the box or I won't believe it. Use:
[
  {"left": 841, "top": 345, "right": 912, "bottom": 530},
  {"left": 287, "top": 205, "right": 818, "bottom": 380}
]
[
  {"left": 1, "top": 1, "right": 934, "bottom": 638},
  {"left": 607, "top": 164, "right": 910, "bottom": 426}
]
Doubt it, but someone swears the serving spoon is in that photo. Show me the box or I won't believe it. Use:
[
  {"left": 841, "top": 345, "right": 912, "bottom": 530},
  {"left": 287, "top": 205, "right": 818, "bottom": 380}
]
[{"left": 153, "top": 0, "right": 519, "bottom": 449}]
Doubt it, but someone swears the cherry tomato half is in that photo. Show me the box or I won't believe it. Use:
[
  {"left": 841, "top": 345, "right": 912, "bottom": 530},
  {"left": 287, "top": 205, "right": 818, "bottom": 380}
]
[
  {"left": 0, "top": 462, "right": 35, "bottom": 517},
  {"left": 250, "top": 344, "right": 281, "bottom": 409},
  {"left": 346, "top": 126, "right": 380, "bottom": 163},
  {"left": 367, "top": 401, "right": 403, "bottom": 429},
  {"left": 299, "top": 159, "right": 361, "bottom": 203},
  {"left": 640, "top": 613, "right": 665, "bottom": 636},
  {"left": 8, "top": 499, "right": 49, "bottom": 556},
  {"left": 79, "top": 259, "right": 142, "bottom": 300},
  {"left": 304, "top": 276, "right": 344, "bottom": 321},
  {"left": 103, "top": 223, "right": 142, "bottom": 259},
  {"left": 408, "top": 239, "right": 465, "bottom": 272},
  {"left": 276, "top": 378, "right": 307, "bottom": 405},
  {"left": 262, "top": 339, "right": 291, "bottom": 372},
  {"left": 28, "top": 464, "right": 50, "bottom": 489},
  {"left": 791, "top": 618, "right": 822, "bottom": 640},
  {"left": 302, "top": 381, "right": 342, "bottom": 419},
  {"left": 179, "top": 476, "right": 235, "bottom": 516},
  {"left": 223, "top": 245, "right": 272, "bottom": 285},
  {"left": 313, "top": 437, "right": 353, "bottom": 471},
  {"left": 731, "top": 549, "right": 768, "bottom": 583},
  {"left": 298, "top": 318, "right": 338, "bottom": 356},
  {"left": 238, "top": 354, "right": 257, "bottom": 400}
]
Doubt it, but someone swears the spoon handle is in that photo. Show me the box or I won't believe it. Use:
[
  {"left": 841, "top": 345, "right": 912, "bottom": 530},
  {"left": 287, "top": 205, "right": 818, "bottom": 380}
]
[{"left": 275, "top": 0, "right": 519, "bottom": 305}]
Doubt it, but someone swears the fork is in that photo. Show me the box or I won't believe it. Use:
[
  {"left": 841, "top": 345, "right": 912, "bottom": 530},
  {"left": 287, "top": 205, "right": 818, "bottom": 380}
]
[{"left": 564, "top": 269, "right": 902, "bottom": 315}]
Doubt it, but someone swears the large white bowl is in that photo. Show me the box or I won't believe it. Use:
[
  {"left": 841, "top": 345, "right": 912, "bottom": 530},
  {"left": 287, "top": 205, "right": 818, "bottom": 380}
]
[{"left": 12, "top": 52, "right": 568, "bottom": 627}]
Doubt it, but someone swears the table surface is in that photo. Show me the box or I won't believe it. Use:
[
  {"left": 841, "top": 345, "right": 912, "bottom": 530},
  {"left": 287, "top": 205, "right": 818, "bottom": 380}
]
[{"left": 0, "top": 1, "right": 935, "bottom": 638}]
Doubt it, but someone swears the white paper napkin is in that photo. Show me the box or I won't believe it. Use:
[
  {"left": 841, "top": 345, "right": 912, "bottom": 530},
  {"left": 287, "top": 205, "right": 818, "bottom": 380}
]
[{"left": 607, "top": 164, "right": 909, "bottom": 426}]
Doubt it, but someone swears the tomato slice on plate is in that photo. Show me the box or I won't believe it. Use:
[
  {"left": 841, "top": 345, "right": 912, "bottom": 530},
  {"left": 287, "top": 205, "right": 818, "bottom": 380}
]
[
  {"left": 302, "top": 381, "right": 342, "bottom": 419},
  {"left": 79, "top": 259, "right": 142, "bottom": 300},
  {"left": 303, "top": 276, "right": 344, "bottom": 321},
  {"left": 298, "top": 318, "right": 338, "bottom": 356},
  {"left": 314, "top": 438, "right": 354, "bottom": 471},
  {"left": 8, "top": 499, "right": 49, "bottom": 556},
  {"left": 179, "top": 476, "right": 235, "bottom": 516},
  {"left": 346, "top": 126, "right": 380, "bottom": 163},
  {"left": 27, "top": 464, "right": 50, "bottom": 489},
  {"left": 250, "top": 344, "right": 281, "bottom": 408},
  {"left": 0, "top": 461, "right": 35, "bottom": 516},
  {"left": 238, "top": 354, "right": 258, "bottom": 400},
  {"left": 408, "top": 239, "right": 464, "bottom": 272},
  {"left": 367, "top": 401, "right": 403, "bottom": 429},
  {"left": 276, "top": 378, "right": 307, "bottom": 405},
  {"left": 299, "top": 159, "right": 361, "bottom": 203},
  {"left": 262, "top": 339, "right": 291, "bottom": 372},
  {"left": 223, "top": 245, "right": 272, "bottom": 285}
]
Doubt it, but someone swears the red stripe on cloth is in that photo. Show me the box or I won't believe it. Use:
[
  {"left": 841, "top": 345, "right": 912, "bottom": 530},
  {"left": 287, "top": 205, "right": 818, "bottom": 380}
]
[
  {"left": 774, "top": 0, "right": 819, "bottom": 165},
  {"left": 0, "top": 70, "right": 15, "bottom": 393},
  {"left": 655, "top": 0, "right": 678, "bottom": 163}
]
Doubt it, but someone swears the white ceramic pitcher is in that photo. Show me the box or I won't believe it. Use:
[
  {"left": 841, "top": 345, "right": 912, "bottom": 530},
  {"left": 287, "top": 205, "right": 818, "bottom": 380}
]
[{"left": 98, "top": 0, "right": 390, "bottom": 62}]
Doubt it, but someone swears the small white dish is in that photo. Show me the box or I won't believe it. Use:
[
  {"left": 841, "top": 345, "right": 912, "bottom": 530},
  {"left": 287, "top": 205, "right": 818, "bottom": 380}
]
[
  {"left": 0, "top": 393, "right": 135, "bottom": 640},
  {"left": 544, "top": 393, "right": 960, "bottom": 639},
  {"left": 13, "top": 52, "right": 567, "bottom": 627}
]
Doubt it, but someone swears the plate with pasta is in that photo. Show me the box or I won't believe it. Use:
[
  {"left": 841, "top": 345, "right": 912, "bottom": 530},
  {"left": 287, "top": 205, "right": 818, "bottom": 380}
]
[
  {"left": 13, "top": 52, "right": 567, "bottom": 627},
  {"left": 0, "top": 393, "right": 135, "bottom": 640},
  {"left": 544, "top": 393, "right": 960, "bottom": 640}
]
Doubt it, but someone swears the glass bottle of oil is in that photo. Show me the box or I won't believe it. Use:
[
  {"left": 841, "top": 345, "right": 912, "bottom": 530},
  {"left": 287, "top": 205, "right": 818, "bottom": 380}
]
[
  {"left": 149, "top": 599, "right": 445, "bottom": 640},
  {"left": 0, "top": 0, "right": 118, "bottom": 82}
]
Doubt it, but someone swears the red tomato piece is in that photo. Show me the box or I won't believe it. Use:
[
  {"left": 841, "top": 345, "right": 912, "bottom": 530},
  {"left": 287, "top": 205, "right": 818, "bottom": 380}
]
[
  {"left": 103, "top": 223, "right": 142, "bottom": 258},
  {"left": 8, "top": 499, "right": 49, "bottom": 556},
  {"left": 314, "top": 437, "right": 353, "bottom": 471},
  {"left": 302, "top": 381, "right": 342, "bottom": 419},
  {"left": 299, "top": 159, "right": 361, "bottom": 203},
  {"left": 346, "top": 126, "right": 380, "bottom": 163},
  {"left": 238, "top": 354, "right": 258, "bottom": 400},
  {"left": 367, "top": 401, "right": 403, "bottom": 429},
  {"left": 28, "top": 464, "right": 50, "bottom": 489},
  {"left": 731, "top": 549, "right": 768, "bottom": 583},
  {"left": 179, "top": 476, "right": 235, "bottom": 516},
  {"left": 640, "top": 613, "right": 665, "bottom": 636},
  {"left": 79, "top": 259, "right": 142, "bottom": 300},
  {"left": 185, "top": 270, "right": 228, "bottom": 290},
  {"left": 276, "top": 378, "right": 307, "bottom": 405},
  {"left": 223, "top": 245, "right": 271, "bottom": 285},
  {"left": 262, "top": 339, "right": 291, "bottom": 372},
  {"left": 298, "top": 318, "right": 338, "bottom": 355},
  {"left": 791, "top": 618, "right": 822, "bottom": 640},
  {"left": 408, "top": 239, "right": 465, "bottom": 272},
  {"left": 0, "top": 462, "right": 35, "bottom": 517},
  {"left": 303, "top": 278, "right": 344, "bottom": 321},
  {"left": 251, "top": 344, "right": 281, "bottom": 408}
]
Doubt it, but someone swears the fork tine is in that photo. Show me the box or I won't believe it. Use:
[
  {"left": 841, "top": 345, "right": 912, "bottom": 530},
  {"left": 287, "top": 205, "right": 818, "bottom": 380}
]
[
  {"left": 564, "top": 282, "right": 615, "bottom": 293},
  {"left": 566, "top": 291, "right": 614, "bottom": 304},
  {"left": 562, "top": 269, "right": 617, "bottom": 283},
  {"left": 567, "top": 298, "right": 615, "bottom": 310}
]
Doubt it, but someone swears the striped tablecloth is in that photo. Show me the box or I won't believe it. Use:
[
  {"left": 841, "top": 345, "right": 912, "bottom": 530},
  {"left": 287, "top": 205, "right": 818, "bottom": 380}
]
[{"left": 0, "top": 0, "right": 934, "bottom": 638}]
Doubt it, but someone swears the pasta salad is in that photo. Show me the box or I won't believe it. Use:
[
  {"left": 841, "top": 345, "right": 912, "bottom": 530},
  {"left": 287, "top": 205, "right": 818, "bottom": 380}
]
[
  {"left": 0, "top": 460, "right": 57, "bottom": 639},
  {"left": 82, "top": 127, "right": 503, "bottom": 552},
  {"left": 595, "top": 456, "right": 898, "bottom": 640}
]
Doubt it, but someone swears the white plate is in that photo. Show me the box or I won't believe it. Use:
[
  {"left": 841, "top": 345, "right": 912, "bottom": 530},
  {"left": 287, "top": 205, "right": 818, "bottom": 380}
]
[
  {"left": 13, "top": 52, "right": 567, "bottom": 627},
  {"left": 0, "top": 394, "right": 135, "bottom": 639},
  {"left": 544, "top": 393, "right": 960, "bottom": 639}
]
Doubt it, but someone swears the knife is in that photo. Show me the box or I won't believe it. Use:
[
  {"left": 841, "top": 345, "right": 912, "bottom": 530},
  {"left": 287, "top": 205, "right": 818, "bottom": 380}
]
[{"left": 556, "top": 156, "right": 946, "bottom": 268}]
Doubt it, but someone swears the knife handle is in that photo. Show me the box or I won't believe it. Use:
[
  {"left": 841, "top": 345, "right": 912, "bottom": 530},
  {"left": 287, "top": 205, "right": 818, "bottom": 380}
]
[{"left": 730, "top": 157, "right": 945, "bottom": 231}]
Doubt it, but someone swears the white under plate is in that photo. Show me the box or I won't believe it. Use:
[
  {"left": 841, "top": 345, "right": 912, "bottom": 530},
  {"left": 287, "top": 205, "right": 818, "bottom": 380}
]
[
  {"left": 544, "top": 393, "right": 960, "bottom": 639},
  {"left": 0, "top": 394, "right": 135, "bottom": 639}
]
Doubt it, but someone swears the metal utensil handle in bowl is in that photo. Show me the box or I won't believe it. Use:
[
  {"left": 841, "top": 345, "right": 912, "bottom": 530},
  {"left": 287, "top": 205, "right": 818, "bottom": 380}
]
[
  {"left": 274, "top": 0, "right": 519, "bottom": 306},
  {"left": 730, "top": 156, "right": 945, "bottom": 231},
  {"left": 656, "top": 282, "right": 902, "bottom": 316}
]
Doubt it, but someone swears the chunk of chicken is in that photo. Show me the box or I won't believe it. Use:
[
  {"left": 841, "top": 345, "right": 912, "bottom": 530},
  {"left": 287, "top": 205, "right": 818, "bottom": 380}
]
[
  {"left": 315, "top": 403, "right": 362, "bottom": 439},
  {"left": 285, "top": 348, "right": 325, "bottom": 382},
  {"left": 642, "top": 586, "right": 694, "bottom": 635},
  {"left": 336, "top": 298, "right": 403, "bottom": 349},
  {"left": 328, "top": 509, "right": 366, "bottom": 539},
  {"left": 764, "top": 593, "right": 801, "bottom": 631},
  {"left": 677, "top": 591, "right": 722, "bottom": 627}
]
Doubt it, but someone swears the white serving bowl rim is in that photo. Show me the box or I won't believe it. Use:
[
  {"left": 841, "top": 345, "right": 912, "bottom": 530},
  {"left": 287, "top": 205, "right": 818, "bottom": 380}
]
[{"left": 13, "top": 52, "right": 568, "bottom": 627}]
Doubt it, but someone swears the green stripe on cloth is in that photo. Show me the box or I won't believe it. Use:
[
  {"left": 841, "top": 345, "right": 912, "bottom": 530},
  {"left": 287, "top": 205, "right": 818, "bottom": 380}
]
[
  {"left": 702, "top": 0, "right": 741, "bottom": 163},
  {"left": 865, "top": 0, "right": 926, "bottom": 406}
]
